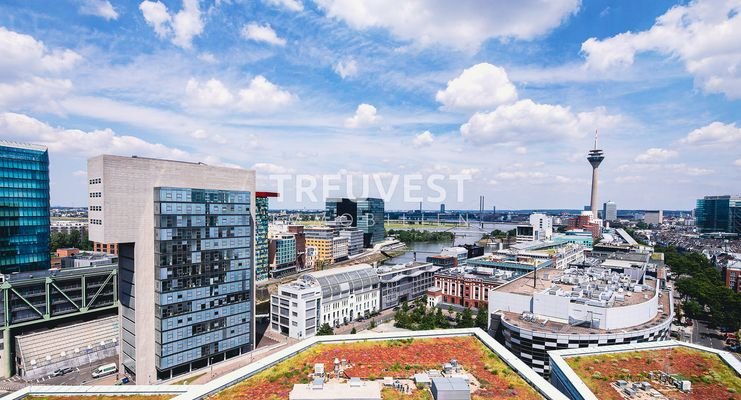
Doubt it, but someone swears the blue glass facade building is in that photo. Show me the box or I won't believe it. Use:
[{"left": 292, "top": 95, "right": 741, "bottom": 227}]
[
  {"left": 325, "top": 197, "right": 385, "bottom": 247},
  {"left": 0, "top": 142, "right": 50, "bottom": 274},
  {"left": 153, "top": 188, "right": 252, "bottom": 379}
]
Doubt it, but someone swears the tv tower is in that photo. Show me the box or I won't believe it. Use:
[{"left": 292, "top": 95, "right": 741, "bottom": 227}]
[{"left": 587, "top": 130, "right": 604, "bottom": 220}]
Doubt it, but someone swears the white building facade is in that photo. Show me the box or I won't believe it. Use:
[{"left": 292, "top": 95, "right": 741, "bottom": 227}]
[{"left": 271, "top": 264, "right": 380, "bottom": 339}]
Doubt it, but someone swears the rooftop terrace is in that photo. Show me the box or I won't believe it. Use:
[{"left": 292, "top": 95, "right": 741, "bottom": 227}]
[{"left": 550, "top": 341, "right": 741, "bottom": 400}]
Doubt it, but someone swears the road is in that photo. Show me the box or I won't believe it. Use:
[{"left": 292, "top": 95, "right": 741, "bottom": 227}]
[{"left": 692, "top": 319, "right": 733, "bottom": 352}]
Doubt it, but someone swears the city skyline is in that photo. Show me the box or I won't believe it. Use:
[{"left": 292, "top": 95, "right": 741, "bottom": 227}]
[{"left": 0, "top": 0, "right": 740, "bottom": 210}]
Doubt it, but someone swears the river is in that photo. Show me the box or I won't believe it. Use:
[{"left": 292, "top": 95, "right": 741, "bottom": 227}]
[{"left": 385, "top": 223, "right": 518, "bottom": 264}]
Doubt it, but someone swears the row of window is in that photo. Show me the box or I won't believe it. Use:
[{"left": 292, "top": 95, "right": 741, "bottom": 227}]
[
  {"left": 90, "top": 192, "right": 102, "bottom": 198},
  {"left": 90, "top": 219, "right": 102, "bottom": 225},
  {"left": 0, "top": 189, "right": 49, "bottom": 198},
  {"left": 0, "top": 160, "right": 48, "bottom": 171},
  {"left": 90, "top": 205, "right": 102, "bottom": 211},
  {"left": 89, "top": 178, "right": 101, "bottom": 184},
  {"left": 0, "top": 180, "right": 49, "bottom": 189}
]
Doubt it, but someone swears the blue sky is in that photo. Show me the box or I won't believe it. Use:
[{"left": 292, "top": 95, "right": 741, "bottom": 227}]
[{"left": 0, "top": 0, "right": 739, "bottom": 210}]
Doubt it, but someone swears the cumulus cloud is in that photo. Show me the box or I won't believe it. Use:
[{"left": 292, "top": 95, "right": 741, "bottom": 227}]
[
  {"left": 581, "top": 0, "right": 741, "bottom": 98},
  {"left": 314, "top": 0, "right": 580, "bottom": 50},
  {"left": 345, "top": 103, "right": 379, "bottom": 128},
  {"left": 634, "top": 147, "right": 678, "bottom": 163},
  {"left": 436, "top": 63, "right": 517, "bottom": 111},
  {"left": 735, "top": 159, "right": 741, "bottom": 167},
  {"left": 0, "top": 112, "right": 190, "bottom": 159},
  {"left": 680, "top": 121, "right": 741, "bottom": 146},
  {"left": 185, "top": 78, "right": 234, "bottom": 107},
  {"left": 264, "top": 0, "right": 303, "bottom": 12},
  {"left": 460, "top": 99, "right": 621, "bottom": 144},
  {"left": 79, "top": 0, "right": 119, "bottom": 20},
  {"left": 413, "top": 131, "right": 434, "bottom": 146},
  {"left": 237, "top": 76, "right": 295, "bottom": 111},
  {"left": 333, "top": 58, "right": 358, "bottom": 79},
  {"left": 185, "top": 75, "right": 295, "bottom": 112},
  {"left": 140, "top": 0, "right": 204, "bottom": 49},
  {"left": 0, "top": 27, "right": 81, "bottom": 111},
  {"left": 241, "top": 23, "right": 286, "bottom": 46}
]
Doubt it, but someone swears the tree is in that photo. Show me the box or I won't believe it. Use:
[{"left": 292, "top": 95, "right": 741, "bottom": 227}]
[
  {"left": 434, "top": 307, "right": 446, "bottom": 328},
  {"left": 369, "top": 319, "right": 376, "bottom": 329},
  {"left": 459, "top": 307, "right": 474, "bottom": 328},
  {"left": 317, "top": 323, "right": 334, "bottom": 336},
  {"left": 475, "top": 309, "right": 488, "bottom": 330},
  {"left": 350, "top": 327, "right": 357, "bottom": 334}
]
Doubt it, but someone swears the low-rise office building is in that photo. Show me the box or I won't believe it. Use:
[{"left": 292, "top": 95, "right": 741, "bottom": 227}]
[
  {"left": 488, "top": 256, "right": 672, "bottom": 377},
  {"left": 305, "top": 227, "right": 336, "bottom": 263},
  {"left": 271, "top": 264, "right": 380, "bottom": 339},
  {"left": 50, "top": 220, "right": 88, "bottom": 235},
  {"left": 339, "top": 228, "right": 364, "bottom": 256},
  {"left": 377, "top": 262, "right": 439, "bottom": 309},
  {"left": 332, "top": 236, "right": 349, "bottom": 262},
  {"left": 432, "top": 267, "right": 516, "bottom": 309},
  {"left": 93, "top": 241, "right": 118, "bottom": 254},
  {"left": 441, "top": 247, "right": 469, "bottom": 266},
  {"left": 426, "top": 255, "right": 457, "bottom": 268},
  {"left": 268, "top": 233, "right": 298, "bottom": 278}
]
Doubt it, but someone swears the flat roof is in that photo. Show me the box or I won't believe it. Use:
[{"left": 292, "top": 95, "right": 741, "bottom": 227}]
[
  {"left": 289, "top": 381, "right": 381, "bottom": 400},
  {"left": 177, "top": 329, "right": 568, "bottom": 400},
  {"left": 0, "top": 140, "right": 47, "bottom": 151},
  {"left": 549, "top": 341, "right": 741, "bottom": 400}
]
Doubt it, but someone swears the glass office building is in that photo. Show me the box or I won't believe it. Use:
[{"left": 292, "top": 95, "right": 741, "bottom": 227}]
[
  {"left": 696, "top": 195, "right": 741, "bottom": 234},
  {"left": 153, "top": 188, "right": 252, "bottom": 379},
  {"left": 254, "top": 196, "right": 269, "bottom": 282},
  {"left": 0, "top": 141, "right": 50, "bottom": 274},
  {"left": 325, "top": 197, "right": 385, "bottom": 247}
]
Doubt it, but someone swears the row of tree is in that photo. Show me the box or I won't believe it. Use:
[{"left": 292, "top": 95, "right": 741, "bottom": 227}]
[
  {"left": 662, "top": 246, "right": 741, "bottom": 331},
  {"left": 393, "top": 296, "right": 487, "bottom": 331},
  {"left": 50, "top": 230, "right": 93, "bottom": 252},
  {"left": 387, "top": 229, "right": 455, "bottom": 243}
]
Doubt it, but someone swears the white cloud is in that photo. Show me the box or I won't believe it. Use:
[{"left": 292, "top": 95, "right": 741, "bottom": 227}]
[
  {"left": 436, "top": 63, "right": 517, "bottom": 111},
  {"left": 264, "top": 0, "right": 303, "bottom": 12},
  {"left": 198, "top": 52, "right": 217, "bottom": 63},
  {"left": 0, "top": 112, "right": 190, "bottom": 160},
  {"left": 345, "top": 103, "right": 379, "bottom": 128},
  {"left": 241, "top": 23, "right": 286, "bottom": 46},
  {"left": 140, "top": 0, "right": 204, "bottom": 49},
  {"left": 680, "top": 121, "right": 741, "bottom": 146},
  {"left": 190, "top": 129, "right": 226, "bottom": 144},
  {"left": 581, "top": 0, "right": 741, "bottom": 98},
  {"left": 79, "top": 0, "right": 119, "bottom": 20},
  {"left": 0, "top": 27, "right": 81, "bottom": 78},
  {"left": 185, "top": 78, "right": 234, "bottom": 107},
  {"left": 460, "top": 99, "right": 621, "bottom": 144},
  {"left": 185, "top": 76, "right": 295, "bottom": 112},
  {"left": 237, "top": 75, "right": 295, "bottom": 112},
  {"left": 515, "top": 146, "right": 527, "bottom": 154},
  {"left": 413, "top": 130, "right": 434, "bottom": 146},
  {"left": 251, "top": 162, "right": 295, "bottom": 174},
  {"left": 313, "top": 0, "right": 580, "bottom": 51},
  {"left": 734, "top": 159, "right": 741, "bottom": 167},
  {"left": 0, "top": 27, "right": 81, "bottom": 111},
  {"left": 495, "top": 171, "right": 547, "bottom": 180},
  {"left": 333, "top": 58, "right": 358, "bottom": 79},
  {"left": 634, "top": 147, "right": 678, "bottom": 163}
]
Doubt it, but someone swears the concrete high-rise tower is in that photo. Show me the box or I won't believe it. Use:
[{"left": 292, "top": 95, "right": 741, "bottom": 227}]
[{"left": 587, "top": 131, "right": 605, "bottom": 220}]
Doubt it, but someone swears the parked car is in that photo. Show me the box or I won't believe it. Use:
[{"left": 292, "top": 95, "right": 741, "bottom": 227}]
[{"left": 52, "top": 367, "right": 74, "bottom": 377}]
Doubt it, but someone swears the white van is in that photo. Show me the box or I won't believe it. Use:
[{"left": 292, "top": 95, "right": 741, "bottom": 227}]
[{"left": 92, "top": 363, "right": 117, "bottom": 378}]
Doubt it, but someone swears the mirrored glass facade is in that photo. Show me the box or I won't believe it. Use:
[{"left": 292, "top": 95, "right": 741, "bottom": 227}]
[
  {"left": 153, "top": 188, "right": 252, "bottom": 379},
  {"left": 0, "top": 142, "right": 50, "bottom": 274}
]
